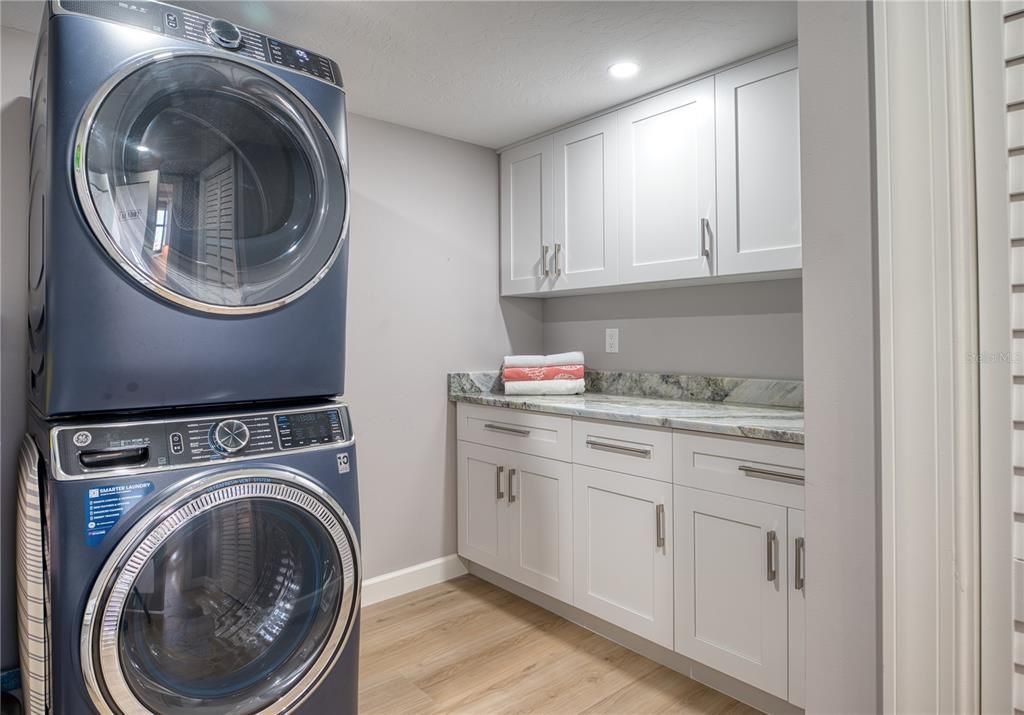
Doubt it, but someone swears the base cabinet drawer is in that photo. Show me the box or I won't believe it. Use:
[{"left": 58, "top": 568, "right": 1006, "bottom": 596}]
[
  {"left": 572, "top": 464, "right": 673, "bottom": 647},
  {"left": 572, "top": 418, "right": 672, "bottom": 482},
  {"left": 458, "top": 403, "right": 572, "bottom": 462},
  {"left": 457, "top": 441, "right": 572, "bottom": 601},
  {"left": 674, "top": 485, "right": 789, "bottom": 700}
]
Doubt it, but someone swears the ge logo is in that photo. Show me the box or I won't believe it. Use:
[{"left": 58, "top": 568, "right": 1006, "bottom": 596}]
[
  {"left": 336, "top": 453, "right": 350, "bottom": 474},
  {"left": 73, "top": 431, "right": 92, "bottom": 447}
]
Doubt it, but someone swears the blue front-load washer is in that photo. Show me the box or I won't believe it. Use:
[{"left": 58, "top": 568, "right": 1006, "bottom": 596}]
[
  {"left": 15, "top": 401, "right": 361, "bottom": 715},
  {"left": 29, "top": 0, "right": 351, "bottom": 417}
]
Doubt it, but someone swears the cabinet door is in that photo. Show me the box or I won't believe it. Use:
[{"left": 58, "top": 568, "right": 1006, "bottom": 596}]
[
  {"left": 573, "top": 464, "right": 673, "bottom": 647},
  {"left": 506, "top": 453, "right": 573, "bottom": 602},
  {"left": 501, "top": 136, "right": 553, "bottom": 295},
  {"left": 675, "top": 485, "right": 789, "bottom": 698},
  {"left": 788, "top": 508, "right": 805, "bottom": 708},
  {"left": 551, "top": 115, "right": 619, "bottom": 290},
  {"left": 618, "top": 78, "right": 716, "bottom": 283},
  {"left": 715, "top": 47, "right": 801, "bottom": 275},
  {"left": 457, "top": 441, "right": 511, "bottom": 574}
]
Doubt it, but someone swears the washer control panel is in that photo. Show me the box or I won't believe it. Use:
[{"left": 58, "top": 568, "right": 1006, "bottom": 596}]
[
  {"left": 56, "top": 0, "right": 342, "bottom": 86},
  {"left": 53, "top": 403, "right": 352, "bottom": 478}
]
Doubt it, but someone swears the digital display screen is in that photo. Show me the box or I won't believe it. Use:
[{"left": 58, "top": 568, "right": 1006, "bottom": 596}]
[{"left": 276, "top": 410, "right": 343, "bottom": 449}]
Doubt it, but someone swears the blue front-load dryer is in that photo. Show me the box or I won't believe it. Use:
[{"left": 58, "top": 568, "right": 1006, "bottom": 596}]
[
  {"left": 29, "top": 0, "right": 350, "bottom": 417},
  {"left": 16, "top": 401, "right": 361, "bottom": 714}
]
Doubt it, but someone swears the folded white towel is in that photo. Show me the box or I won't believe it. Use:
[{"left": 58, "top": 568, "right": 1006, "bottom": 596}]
[
  {"left": 504, "top": 378, "right": 585, "bottom": 396},
  {"left": 503, "top": 352, "right": 585, "bottom": 368}
]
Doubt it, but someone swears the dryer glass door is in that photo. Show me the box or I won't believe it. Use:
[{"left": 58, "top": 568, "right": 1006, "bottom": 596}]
[
  {"left": 83, "top": 476, "right": 359, "bottom": 715},
  {"left": 77, "top": 54, "right": 347, "bottom": 314}
]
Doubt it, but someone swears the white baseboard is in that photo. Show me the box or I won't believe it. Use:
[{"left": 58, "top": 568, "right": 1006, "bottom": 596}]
[{"left": 361, "top": 554, "right": 468, "bottom": 606}]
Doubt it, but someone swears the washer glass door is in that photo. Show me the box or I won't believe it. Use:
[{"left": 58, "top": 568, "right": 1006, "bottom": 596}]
[
  {"left": 85, "top": 477, "right": 358, "bottom": 715},
  {"left": 78, "top": 54, "right": 347, "bottom": 313}
]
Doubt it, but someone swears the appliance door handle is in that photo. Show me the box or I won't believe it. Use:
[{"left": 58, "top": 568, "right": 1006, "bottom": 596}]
[
  {"left": 542, "top": 245, "right": 551, "bottom": 278},
  {"left": 766, "top": 530, "right": 778, "bottom": 583},
  {"left": 586, "top": 439, "right": 652, "bottom": 458},
  {"left": 484, "top": 423, "right": 531, "bottom": 437},
  {"left": 795, "top": 536, "right": 805, "bottom": 591},
  {"left": 655, "top": 504, "right": 665, "bottom": 548},
  {"left": 738, "top": 465, "right": 804, "bottom": 485},
  {"left": 508, "top": 468, "right": 517, "bottom": 503},
  {"left": 495, "top": 465, "right": 505, "bottom": 500}
]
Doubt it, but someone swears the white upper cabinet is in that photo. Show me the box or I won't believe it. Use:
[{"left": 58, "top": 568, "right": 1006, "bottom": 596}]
[
  {"left": 618, "top": 78, "right": 716, "bottom": 282},
  {"left": 715, "top": 47, "right": 801, "bottom": 275},
  {"left": 501, "top": 136, "right": 553, "bottom": 295},
  {"left": 551, "top": 115, "right": 619, "bottom": 290}
]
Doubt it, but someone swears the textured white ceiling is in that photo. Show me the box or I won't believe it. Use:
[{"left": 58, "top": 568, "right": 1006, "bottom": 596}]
[{"left": 3, "top": 1, "right": 796, "bottom": 148}]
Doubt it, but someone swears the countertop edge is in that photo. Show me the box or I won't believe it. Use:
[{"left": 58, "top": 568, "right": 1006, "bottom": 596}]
[{"left": 449, "top": 392, "right": 805, "bottom": 446}]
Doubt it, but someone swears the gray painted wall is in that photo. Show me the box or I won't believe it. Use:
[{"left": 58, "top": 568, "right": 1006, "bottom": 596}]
[
  {"left": 1, "top": 24, "right": 36, "bottom": 671},
  {"left": 798, "top": 2, "right": 879, "bottom": 712},
  {"left": 542, "top": 279, "right": 803, "bottom": 379}
]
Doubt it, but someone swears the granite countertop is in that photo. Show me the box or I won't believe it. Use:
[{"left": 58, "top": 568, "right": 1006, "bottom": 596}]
[{"left": 448, "top": 370, "right": 805, "bottom": 445}]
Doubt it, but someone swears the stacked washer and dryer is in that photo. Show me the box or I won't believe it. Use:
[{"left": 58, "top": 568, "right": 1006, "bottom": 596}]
[{"left": 16, "top": 2, "right": 361, "bottom": 713}]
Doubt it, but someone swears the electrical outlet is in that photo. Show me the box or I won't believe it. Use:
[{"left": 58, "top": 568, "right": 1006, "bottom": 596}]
[{"left": 605, "top": 328, "right": 619, "bottom": 354}]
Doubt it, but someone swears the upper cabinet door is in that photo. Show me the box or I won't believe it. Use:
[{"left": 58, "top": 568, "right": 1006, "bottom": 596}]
[
  {"left": 715, "top": 48, "right": 801, "bottom": 276},
  {"left": 551, "top": 115, "right": 619, "bottom": 290},
  {"left": 501, "top": 136, "right": 553, "bottom": 296},
  {"left": 618, "top": 78, "right": 716, "bottom": 283}
]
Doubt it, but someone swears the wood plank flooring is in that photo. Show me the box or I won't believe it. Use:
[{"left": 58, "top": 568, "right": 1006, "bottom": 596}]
[{"left": 359, "top": 575, "right": 762, "bottom": 714}]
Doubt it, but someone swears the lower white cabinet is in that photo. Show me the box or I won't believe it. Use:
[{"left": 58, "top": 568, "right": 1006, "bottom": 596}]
[
  {"left": 572, "top": 464, "right": 673, "bottom": 647},
  {"left": 457, "top": 441, "right": 572, "bottom": 601},
  {"left": 674, "top": 485, "right": 789, "bottom": 699},
  {"left": 788, "top": 508, "right": 806, "bottom": 709}
]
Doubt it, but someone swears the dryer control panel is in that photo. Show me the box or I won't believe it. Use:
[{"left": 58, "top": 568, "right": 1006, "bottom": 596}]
[
  {"left": 54, "top": 0, "right": 343, "bottom": 86},
  {"left": 52, "top": 403, "right": 352, "bottom": 479}
]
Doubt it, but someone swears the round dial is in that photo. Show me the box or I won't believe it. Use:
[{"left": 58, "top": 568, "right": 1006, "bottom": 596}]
[
  {"left": 206, "top": 19, "right": 243, "bottom": 50},
  {"left": 212, "top": 419, "right": 250, "bottom": 454}
]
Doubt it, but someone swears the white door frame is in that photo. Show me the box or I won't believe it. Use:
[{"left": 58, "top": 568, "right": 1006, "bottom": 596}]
[{"left": 874, "top": 0, "right": 995, "bottom": 711}]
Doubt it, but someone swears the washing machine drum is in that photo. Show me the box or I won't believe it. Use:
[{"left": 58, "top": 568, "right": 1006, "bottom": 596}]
[
  {"left": 82, "top": 475, "right": 359, "bottom": 715},
  {"left": 76, "top": 54, "right": 347, "bottom": 313}
]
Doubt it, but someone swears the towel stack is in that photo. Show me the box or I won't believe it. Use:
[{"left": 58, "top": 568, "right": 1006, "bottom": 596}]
[{"left": 502, "top": 352, "right": 586, "bottom": 396}]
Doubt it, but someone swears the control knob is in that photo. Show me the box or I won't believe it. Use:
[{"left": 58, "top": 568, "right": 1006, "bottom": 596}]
[
  {"left": 212, "top": 419, "right": 250, "bottom": 454},
  {"left": 207, "top": 19, "right": 243, "bottom": 50}
]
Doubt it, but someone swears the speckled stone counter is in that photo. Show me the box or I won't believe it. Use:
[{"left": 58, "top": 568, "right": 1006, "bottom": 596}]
[{"left": 448, "top": 370, "right": 805, "bottom": 445}]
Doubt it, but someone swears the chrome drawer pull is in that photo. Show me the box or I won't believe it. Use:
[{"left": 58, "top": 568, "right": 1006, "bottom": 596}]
[
  {"left": 484, "top": 423, "right": 531, "bottom": 437},
  {"left": 508, "top": 468, "right": 518, "bottom": 503},
  {"left": 738, "top": 465, "right": 804, "bottom": 485},
  {"left": 795, "top": 536, "right": 806, "bottom": 591},
  {"left": 655, "top": 504, "right": 665, "bottom": 548},
  {"left": 495, "top": 466, "right": 505, "bottom": 500},
  {"left": 586, "top": 439, "right": 652, "bottom": 458},
  {"left": 766, "top": 530, "right": 778, "bottom": 583}
]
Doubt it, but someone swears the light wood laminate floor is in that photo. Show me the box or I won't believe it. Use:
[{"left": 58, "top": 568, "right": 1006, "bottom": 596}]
[{"left": 359, "top": 575, "right": 762, "bottom": 714}]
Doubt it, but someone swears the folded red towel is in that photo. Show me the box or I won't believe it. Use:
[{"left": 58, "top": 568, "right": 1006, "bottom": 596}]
[{"left": 502, "top": 365, "right": 584, "bottom": 382}]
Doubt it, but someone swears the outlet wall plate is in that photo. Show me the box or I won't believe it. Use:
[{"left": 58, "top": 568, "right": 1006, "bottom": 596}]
[{"left": 605, "top": 328, "right": 620, "bottom": 353}]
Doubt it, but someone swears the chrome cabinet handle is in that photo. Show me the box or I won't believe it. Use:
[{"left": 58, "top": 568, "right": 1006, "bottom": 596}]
[
  {"left": 495, "top": 465, "right": 505, "bottom": 500},
  {"left": 586, "top": 439, "right": 652, "bottom": 458},
  {"left": 541, "top": 245, "right": 550, "bottom": 278},
  {"left": 795, "top": 536, "right": 805, "bottom": 591},
  {"left": 766, "top": 530, "right": 778, "bottom": 583},
  {"left": 700, "top": 218, "right": 711, "bottom": 260},
  {"left": 554, "top": 243, "right": 563, "bottom": 277},
  {"left": 738, "top": 465, "right": 804, "bottom": 485},
  {"left": 508, "top": 468, "right": 517, "bottom": 503},
  {"left": 655, "top": 504, "right": 665, "bottom": 548},
  {"left": 484, "top": 423, "right": 531, "bottom": 437}
]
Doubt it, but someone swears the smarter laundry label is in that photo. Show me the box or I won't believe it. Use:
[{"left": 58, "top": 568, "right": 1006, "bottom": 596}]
[{"left": 85, "top": 481, "right": 154, "bottom": 546}]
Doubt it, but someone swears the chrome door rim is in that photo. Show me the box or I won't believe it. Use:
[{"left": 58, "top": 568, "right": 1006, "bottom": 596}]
[
  {"left": 71, "top": 49, "right": 350, "bottom": 316},
  {"left": 80, "top": 469, "right": 360, "bottom": 715}
]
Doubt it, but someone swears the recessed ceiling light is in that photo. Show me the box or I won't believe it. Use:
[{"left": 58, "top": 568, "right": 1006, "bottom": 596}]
[{"left": 608, "top": 61, "right": 640, "bottom": 79}]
